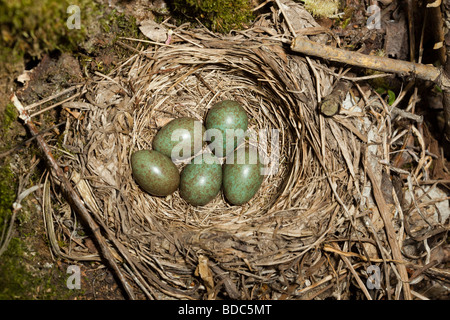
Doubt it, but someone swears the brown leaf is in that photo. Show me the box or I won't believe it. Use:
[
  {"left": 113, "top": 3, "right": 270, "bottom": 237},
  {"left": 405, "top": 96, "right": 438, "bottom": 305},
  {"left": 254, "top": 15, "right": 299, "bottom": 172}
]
[
  {"left": 155, "top": 117, "right": 173, "bottom": 128},
  {"left": 195, "top": 255, "right": 215, "bottom": 299}
]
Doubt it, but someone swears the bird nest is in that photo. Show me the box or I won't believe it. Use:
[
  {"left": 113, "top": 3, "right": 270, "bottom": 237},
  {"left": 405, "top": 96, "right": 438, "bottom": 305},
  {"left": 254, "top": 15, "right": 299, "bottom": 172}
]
[{"left": 46, "top": 7, "right": 449, "bottom": 300}]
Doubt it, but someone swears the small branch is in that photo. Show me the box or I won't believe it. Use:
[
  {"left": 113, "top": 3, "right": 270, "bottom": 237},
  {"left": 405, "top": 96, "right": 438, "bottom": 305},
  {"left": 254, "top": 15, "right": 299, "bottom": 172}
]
[
  {"left": 320, "top": 79, "right": 351, "bottom": 116},
  {"left": 323, "top": 244, "right": 406, "bottom": 264},
  {"left": 0, "top": 185, "right": 43, "bottom": 257},
  {"left": 291, "top": 36, "right": 450, "bottom": 142},
  {"left": 390, "top": 106, "right": 423, "bottom": 122},
  {"left": 363, "top": 148, "right": 412, "bottom": 300},
  {"left": 10, "top": 93, "right": 136, "bottom": 300},
  {"left": 290, "top": 36, "right": 449, "bottom": 89},
  {"left": 24, "top": 84, "right": 83, "bottom": 111},
  {"left": 327, "top": 243, "right": 372, "bottom": 300}
]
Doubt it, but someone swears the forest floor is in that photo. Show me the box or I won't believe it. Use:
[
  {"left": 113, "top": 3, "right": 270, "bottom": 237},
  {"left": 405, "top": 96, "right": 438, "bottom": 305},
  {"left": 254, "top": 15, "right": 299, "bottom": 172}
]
[{"left": 0, "top": 0, "right": 448, "bottom": 300}]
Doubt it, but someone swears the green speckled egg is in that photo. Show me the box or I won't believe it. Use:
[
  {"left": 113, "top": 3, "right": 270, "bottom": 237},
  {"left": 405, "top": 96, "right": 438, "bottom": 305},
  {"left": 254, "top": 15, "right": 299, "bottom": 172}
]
[
  {"left": 131, "top": 149, "right": 180, "bottom": 196},
  {"left": 205, "top": 100, "right": 248, "bottom": 158},
  {"left": 179, "top": 154, "right": 222, "bottom": 206},
  {"left": 223, "top": 147, "right": 263, "bottom": 205},
  {"left": 153, "top": 117, "right": 206, "bottom": 160}
]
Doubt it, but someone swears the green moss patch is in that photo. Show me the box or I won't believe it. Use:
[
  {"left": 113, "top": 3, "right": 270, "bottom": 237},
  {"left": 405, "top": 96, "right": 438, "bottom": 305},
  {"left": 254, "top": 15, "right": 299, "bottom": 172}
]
[
  {"left": 0, "top": 0, "right": 102, "bottom": 59},
  {"left": 172, "top": 0, "right": 254, "bottom": 33}
]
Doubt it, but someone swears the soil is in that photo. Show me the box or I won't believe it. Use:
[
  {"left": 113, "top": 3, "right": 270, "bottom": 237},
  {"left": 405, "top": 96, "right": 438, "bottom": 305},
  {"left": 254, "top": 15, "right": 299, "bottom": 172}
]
[{"left": 0, "top": 0, "right": 448, "bottom": 300}]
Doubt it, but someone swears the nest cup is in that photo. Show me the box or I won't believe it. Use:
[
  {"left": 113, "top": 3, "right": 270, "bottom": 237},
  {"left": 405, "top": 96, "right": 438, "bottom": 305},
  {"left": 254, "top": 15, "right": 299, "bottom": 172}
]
[{"left": 65, "top": 26, "right": 353, "bottom": 299}]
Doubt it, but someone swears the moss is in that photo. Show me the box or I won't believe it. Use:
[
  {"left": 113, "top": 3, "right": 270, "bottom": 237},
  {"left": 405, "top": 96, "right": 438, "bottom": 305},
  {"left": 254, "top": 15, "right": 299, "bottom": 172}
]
[
  {"left": 2, "top": 102, "right": 18, "bottom": 135},
  {"left": 0, "top": 238, "right": 74, "bottom": 299},
  {"left": 299, "top": 0, "right": 339, "bottom": 18},
  {"left": 172, "top": 0, "right": 254, "bottom": 33},
  {"left": 0, "top": 164, "right": 15, "bottom": 229},
  {"left": 0, "top": 164, "right": 76, "bottom": 300},
  {"left": 101, "top": 9, "right": 139, "bottom": 38},
  {"left": 0, "top": 0, "right": 102, "bottom": 59}
]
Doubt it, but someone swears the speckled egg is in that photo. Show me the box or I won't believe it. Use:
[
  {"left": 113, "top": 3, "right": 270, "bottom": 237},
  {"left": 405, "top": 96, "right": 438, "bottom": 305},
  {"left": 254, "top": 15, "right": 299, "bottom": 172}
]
[
  {"left": 131, "top": 149, "right": 180, "bottom": 196},
  {"left": 179, "top": 154, "right": 222, "bottom": 206},
  {"left": 222, "top": 147, "right": 263, "bottom": 205},
  {"left": 205, "top": 100, "right": 248, "bottom": 158},
  {"left": 153, "top": 117, "right": 206, "bottom": 160}
]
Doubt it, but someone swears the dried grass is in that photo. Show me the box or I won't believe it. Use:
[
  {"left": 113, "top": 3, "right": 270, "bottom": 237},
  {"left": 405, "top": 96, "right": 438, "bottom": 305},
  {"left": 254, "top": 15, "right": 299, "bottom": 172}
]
[{"left": 37, "top": 4, "right": 449, "bottom": 300}]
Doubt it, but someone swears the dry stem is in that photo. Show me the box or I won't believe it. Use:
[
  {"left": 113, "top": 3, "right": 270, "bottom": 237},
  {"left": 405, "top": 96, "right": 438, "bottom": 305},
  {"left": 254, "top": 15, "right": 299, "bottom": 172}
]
[{"left": 290, "top": 36, "right": 448, "bottom": 89}]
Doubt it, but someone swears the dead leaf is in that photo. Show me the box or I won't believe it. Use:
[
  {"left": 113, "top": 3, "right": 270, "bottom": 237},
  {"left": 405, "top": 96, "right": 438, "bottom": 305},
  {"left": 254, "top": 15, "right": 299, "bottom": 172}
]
[
  {"left": 17, "top": 70, "right": 31, "bottom": 84},
  {"left": 64, "top": 108, "right": 83, "bottom": 120},
  {"left": 139, "top": 19, "right": 168, "bottom": 43},
  {"left": 195, "top": 255, "right": 215, "bottom": 299},
  {"left": 95, "top": 83, "right": 123, "bottom": 108},
  {"left": 155, "top": 117, "right": 173, "bottom": 128}
]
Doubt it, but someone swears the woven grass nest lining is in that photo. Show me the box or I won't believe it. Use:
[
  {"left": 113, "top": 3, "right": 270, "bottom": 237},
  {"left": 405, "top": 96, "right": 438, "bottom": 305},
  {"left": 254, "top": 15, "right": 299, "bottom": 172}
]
[
  {"left": 82, "top": 42, "right": 333, "bottom": 239},
  {"left": 56, "top": 17, "right": 448, "bottom": 299}
]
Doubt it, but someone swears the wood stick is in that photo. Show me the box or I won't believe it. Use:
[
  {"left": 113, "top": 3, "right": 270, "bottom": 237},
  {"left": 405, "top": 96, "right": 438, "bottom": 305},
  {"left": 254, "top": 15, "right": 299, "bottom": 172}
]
[
  {"left": 363, "top": 149, "right": 412, "bottom": 300},
  {"left": 290, "top": 36, "right": 450, "bottom": 89},
  {"left": 320, "top": 79, "right": 351, "bottom": 116},
  {"left": 11, "top": 93, "right": 136, "bottom": 300},
  {"left": 24, "top": 84, "right": 83, "bottom": 111},
  {"left": 291, "top": 36, "right": 450, "bottom": 143}
]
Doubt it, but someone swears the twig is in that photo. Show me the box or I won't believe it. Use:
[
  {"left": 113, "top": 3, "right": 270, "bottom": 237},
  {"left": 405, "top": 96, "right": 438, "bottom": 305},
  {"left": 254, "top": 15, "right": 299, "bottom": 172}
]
[
  {"left": 252, "top": 0, "right": 272, "bottom": 11},
  {"left": 119, "top": 36, "right": 175, "bottom": 47},
  {"left": 414, "top": 179, "right": 450, "bottom": 185},
  {"left": 195, "top": 73, "right": 216, "bottom": 95},
  {"left": 427, "top": 0, "right": 446, "bottom": 65},
  {"left": 116, "top": 41, "right": 156, "bottom": 61},
  {"left": 340, "top": 73, "right": 393, "bottom": 82},
  {"left": 327, "top": 243, "right": 372, "bottom": 300},
  {"left": 410, "top": 290, "right": 430, "bottom": 300},
  {"left": 24, "top": 84, "right": 83, "bottom": 111},
  {"left": 443, "top": 50, "right": 450, "bottom": 143},
  {"left": 296, "top": 268, "right": 352, "bottom": 297},
  {"left": 320, "top": 80, "right": 351, "bottom": 116},
  {"left": 363, "top": 148, "right": 412, "bottom": 300},
  {"left": 391, "top": 105, "right": 423, "bottom": 122},
  {"left": 406, "top": 0, "right": 416, "bottom": 62},
  {"left": 30, "top": 90, "right": 85, "bottom": 118},
  {"left": 290, "top": 37, "right": 450, "bottom": 91},
  {"left": 0, "top": 185, "right": 43, "bottom": 257},
  {"left": 42, "top": 174, "right": 100, "bottom": 262},
  {"left": 323, "top": 244, "right": 406, "bottom": 264},
  {"left": 10, "top": 93, "right": 136, "bottom": 300}
]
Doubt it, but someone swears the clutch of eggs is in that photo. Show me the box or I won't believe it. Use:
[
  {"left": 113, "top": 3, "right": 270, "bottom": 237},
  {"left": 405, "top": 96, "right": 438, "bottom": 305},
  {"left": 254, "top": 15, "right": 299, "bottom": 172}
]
[{"left": 131, "top": 100, "right": 263, "bottom": 206}]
